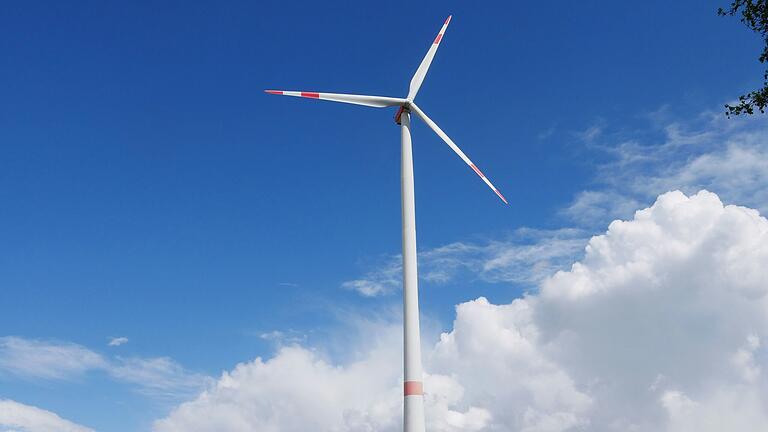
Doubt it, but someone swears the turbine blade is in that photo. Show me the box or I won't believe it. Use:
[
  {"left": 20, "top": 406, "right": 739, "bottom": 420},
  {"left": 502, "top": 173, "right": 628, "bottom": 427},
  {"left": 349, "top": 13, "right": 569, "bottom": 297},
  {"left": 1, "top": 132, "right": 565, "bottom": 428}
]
[
  {"left": 407, "top": 15, "right": 452, "bottom": 100},
  {"left": 409, "top": 103, "right": 508, "bottom": 204},
  {"left": 264, "top": 90, "right": 405, "bottom": 108}
]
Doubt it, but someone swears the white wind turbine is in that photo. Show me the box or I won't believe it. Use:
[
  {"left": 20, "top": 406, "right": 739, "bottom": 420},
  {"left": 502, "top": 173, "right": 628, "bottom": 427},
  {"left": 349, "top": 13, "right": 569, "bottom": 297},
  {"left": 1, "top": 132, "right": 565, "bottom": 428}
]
[{"left": 266, "top": 15, "right": 506, "bottom": 432}]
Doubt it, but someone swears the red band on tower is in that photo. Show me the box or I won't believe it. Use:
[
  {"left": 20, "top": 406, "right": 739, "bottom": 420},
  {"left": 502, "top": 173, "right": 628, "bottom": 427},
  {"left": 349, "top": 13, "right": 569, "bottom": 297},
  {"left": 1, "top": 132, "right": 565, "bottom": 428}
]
[{"left": 404, "top": 381, "right": 423, "bottom": 396}]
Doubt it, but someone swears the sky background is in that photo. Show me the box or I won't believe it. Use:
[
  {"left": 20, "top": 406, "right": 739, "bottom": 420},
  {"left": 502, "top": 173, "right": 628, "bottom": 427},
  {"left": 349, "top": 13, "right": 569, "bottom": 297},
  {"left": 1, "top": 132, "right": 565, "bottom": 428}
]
[{"left": 1, "top": 1, "right": 767, "bottom": 431}]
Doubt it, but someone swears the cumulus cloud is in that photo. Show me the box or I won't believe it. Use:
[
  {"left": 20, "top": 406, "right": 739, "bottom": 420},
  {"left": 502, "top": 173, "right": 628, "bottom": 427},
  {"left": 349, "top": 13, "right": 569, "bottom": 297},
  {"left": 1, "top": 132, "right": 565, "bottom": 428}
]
[
  {"left": 155, "top": 322, "right": 489, "bottom": 432},
  {"left": 157, "top": 190, "right": 768, "bottom": 431},
  {"left": 430, "top": 297, "right": 592, "bottom": 432},
  {"left": 155, "top": 323, "right": 404, "bottom": 432},
  {"left": 534, "top": 190, "right": 768, "bottom": 430},
  {"left": 0, "top": 399, "right": 93, "bottom": 432}
]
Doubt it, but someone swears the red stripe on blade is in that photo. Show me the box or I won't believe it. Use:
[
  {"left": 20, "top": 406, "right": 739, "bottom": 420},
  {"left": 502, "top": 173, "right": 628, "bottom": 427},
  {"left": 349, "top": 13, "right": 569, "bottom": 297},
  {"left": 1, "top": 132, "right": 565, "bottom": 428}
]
[
  {"left": 494, "top": 189, "right": 509, "bottom": 204},
  {"left": 445, "top": 16, "right": 452, "bottom": 25},
  {"left": 434, "top": 34, "right": 443, "bottom": 44},
  {"left": 404, "top": 381, "right": 423, "bottom": 396},
  {"left": 301, "top": 92, "right": 320, "bottom": 98},
  {"left": 264, "top": 90, "right": 283, "bottom": 95},
  {"left": 470, "top": 163, "right": 485, "bottom": 178}
]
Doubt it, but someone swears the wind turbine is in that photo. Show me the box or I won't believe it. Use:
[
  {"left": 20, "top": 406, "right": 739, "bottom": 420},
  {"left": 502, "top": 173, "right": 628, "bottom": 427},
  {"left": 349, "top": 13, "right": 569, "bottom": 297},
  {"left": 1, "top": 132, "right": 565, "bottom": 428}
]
[{"left": 265, "top": 15, "right": 506, "bottom": 432}]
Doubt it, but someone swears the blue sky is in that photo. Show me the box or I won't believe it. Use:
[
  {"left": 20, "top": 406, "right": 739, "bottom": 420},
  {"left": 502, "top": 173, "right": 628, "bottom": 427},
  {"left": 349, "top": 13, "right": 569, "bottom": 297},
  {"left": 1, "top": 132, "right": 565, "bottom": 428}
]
[{"left": 1, "top": 1, "right": 766, "bottom": 431}]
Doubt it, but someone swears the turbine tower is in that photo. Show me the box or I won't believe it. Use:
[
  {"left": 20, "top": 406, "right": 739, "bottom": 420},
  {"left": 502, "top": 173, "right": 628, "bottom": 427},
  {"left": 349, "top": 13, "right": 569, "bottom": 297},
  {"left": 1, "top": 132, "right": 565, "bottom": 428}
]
[{"left": 266, "top": 16, "right": 506, "bottom": 432}]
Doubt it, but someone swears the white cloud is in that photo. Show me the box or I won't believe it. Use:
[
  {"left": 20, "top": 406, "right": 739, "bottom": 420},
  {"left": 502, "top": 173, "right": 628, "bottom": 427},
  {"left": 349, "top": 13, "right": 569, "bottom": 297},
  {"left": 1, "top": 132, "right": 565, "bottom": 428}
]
[
  {"left": 661, "top": 387, "right": 768, "bottom": 432},
  {"left": 532, "top": 190, "right": 768, "bottom": 429},
  {"left": 157, "top": 190, "right": 768, "bottom": 431},
  {"left": 0, "top": 337, "right": 207, "bottom": 400},
  {"left": 731, "top": 334, "right": 761, "bottom": 383},
  {"left": 342, "top": 228, "right": 588, "bottom": 297},
  {"left": 110, "top": 357, "right": 212, "bottom": 400},
  {"left": 154, "top": 322, "right": 490, "bottom": 432},
  {"left": 562, "top": 191, "right": 642, "bottom": 227},
  {"left": 0, "top": 337, "right": 107, "bottom": 380},
  {"left": 430, "top": 297, "right": 592, "bottom": 432},
  {"left": 154, "top": 326, "right": 405, "bottom": 432},
  {"left": 576, "top": 122, "right": 604, "bottom": 144},
  {"left": 646, "top": 142, "right": 768, "bottom": 213},
  {"left": 341, "top": 255, "right": 402, "bottom": 297},
  {"left": 258, "top": 330, "right": 307, "bottom": 345},
  {"left": 108, "top": 337, "right": 128, "bottom": 347},
  {"left": 0, "top": 399, "right": 93, "bottom": 432},
  {"left": 478, "top": 228, "right": 587, "bottom": 284},
  {"left": 258, "top": 330, "right": 285, "bottom": 341},
  {"left": 565, "top": 108, "right": 768, "bottom": 226}
]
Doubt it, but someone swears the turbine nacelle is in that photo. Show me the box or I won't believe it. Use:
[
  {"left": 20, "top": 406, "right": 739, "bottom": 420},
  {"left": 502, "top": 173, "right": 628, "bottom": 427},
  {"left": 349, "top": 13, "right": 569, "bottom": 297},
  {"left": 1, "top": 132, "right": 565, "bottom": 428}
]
[{"left": 394, "top": 105, "right": 408, "bottom": 125}]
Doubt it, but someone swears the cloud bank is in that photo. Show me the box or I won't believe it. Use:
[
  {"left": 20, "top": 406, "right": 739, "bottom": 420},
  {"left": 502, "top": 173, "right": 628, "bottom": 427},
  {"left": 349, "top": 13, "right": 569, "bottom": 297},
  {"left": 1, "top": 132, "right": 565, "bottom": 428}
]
[{"left": 156, "top": 190, "right": 768, "bottom": 431}]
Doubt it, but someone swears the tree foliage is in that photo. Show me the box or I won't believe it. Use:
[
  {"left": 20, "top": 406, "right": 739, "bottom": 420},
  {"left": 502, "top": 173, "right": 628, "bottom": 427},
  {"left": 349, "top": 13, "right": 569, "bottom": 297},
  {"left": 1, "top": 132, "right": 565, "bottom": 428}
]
[{"left": 718, "top": 0, "right": 768, "bottom": 116}]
